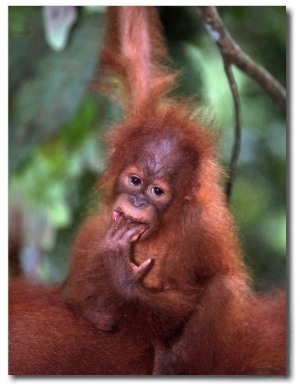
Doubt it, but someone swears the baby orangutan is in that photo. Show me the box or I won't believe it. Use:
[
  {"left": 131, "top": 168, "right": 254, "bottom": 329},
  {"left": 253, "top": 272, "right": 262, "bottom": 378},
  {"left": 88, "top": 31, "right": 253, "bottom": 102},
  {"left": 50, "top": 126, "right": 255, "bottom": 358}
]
[{"left": 63, "top": 6, "right": 286, "bottom": 375}]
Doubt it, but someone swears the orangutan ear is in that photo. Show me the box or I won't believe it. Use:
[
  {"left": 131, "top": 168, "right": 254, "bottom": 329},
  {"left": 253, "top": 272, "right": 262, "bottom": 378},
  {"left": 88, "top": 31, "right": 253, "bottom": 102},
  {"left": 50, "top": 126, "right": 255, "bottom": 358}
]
[{"left": 185, "top": 182, "right": 200, "bottom": 200}]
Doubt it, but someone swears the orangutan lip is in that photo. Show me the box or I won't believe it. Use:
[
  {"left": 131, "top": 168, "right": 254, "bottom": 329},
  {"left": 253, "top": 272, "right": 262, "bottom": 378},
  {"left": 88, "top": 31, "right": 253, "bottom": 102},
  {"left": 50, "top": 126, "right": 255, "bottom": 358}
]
[{"left": 112, "top": 209, "right": 147, "bottom": 225}]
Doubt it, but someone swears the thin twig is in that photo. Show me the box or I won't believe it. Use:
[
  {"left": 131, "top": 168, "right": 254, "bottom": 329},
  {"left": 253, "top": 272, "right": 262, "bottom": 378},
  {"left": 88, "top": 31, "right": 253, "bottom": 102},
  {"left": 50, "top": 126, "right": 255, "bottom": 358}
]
[
  {"left": 199, "top": 6, "right": 286, "bottom": 202},
  {"left": 199, "top": 6, "right": 286, "bottom": 112},
  {"left": 223, "top": 62, "right": 242, "bottom": 203}
]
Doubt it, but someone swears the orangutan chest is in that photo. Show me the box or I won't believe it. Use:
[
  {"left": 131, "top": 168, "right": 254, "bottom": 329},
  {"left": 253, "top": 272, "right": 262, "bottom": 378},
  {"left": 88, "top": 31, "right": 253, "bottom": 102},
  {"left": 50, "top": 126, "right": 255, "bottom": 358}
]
[{"left": 133, "top": 242, "right": 168, "bottom": 289}]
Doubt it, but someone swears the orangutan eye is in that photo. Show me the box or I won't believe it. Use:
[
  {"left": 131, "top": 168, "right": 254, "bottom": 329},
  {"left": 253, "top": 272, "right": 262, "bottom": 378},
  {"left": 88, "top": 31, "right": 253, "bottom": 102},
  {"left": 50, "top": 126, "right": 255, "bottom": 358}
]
[
  {"left": 129, "top": 176, "right": 141, "bottom": 186},
  {"left": 151, "top": 186, "right": 164, "bottom": 197}
]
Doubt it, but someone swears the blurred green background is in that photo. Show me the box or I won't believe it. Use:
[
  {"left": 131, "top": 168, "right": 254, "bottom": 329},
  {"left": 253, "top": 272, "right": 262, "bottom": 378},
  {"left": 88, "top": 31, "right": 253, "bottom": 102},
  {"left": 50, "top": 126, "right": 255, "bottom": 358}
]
[{"left": 8, "top": 6, "right": 286, "bottom": 290}]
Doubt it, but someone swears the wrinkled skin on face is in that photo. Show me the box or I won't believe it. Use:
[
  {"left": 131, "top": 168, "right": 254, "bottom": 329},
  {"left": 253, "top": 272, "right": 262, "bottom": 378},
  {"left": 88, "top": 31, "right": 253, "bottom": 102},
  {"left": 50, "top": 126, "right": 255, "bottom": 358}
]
[
  {"left": 112, "top": 168, "right": 172, "bottom": 239},
  {"left": 111, "top": 139, "right": 180, "bottom": 240}
]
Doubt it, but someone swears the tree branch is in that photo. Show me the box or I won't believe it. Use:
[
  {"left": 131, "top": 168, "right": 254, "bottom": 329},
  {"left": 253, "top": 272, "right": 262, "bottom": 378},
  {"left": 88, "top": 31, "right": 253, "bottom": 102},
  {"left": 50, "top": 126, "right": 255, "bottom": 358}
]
[
  {"left": 223, "top": 62, "right": 242, "bottom": 203},
  {"left": 199, "top": 6, "right": 286, "bottom": 112},
  {"left": 198, "top": 6, "right": 286, "bottom": 202}
]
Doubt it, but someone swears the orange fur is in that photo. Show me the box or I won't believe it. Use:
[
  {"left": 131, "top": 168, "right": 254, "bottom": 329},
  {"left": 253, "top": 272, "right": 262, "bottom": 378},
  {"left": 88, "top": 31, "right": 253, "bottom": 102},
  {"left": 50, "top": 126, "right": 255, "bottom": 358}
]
[
  {"left": 9, "top": 278, "right": 153, "bottom": 375},
  {"left": 97, "top": 6, "right": 177, "bottom": 115}
]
